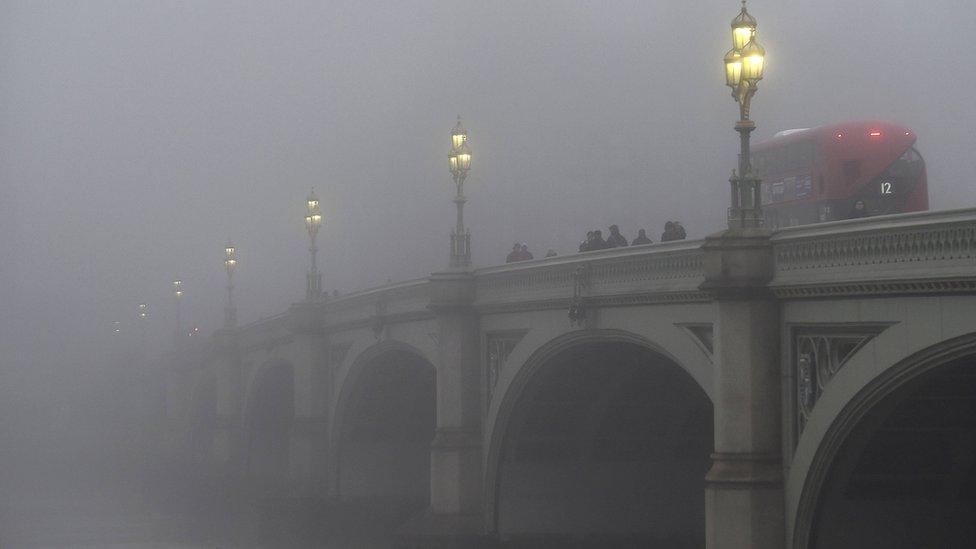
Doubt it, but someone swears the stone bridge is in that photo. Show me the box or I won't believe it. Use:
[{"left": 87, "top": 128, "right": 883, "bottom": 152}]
[{"left": 165, "top": 208, "right": 976, "bottom": 548}]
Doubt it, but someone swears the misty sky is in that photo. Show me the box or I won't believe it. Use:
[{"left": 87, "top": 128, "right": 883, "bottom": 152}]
[{"left": 2, "top": 0, "right": 975, "bottom": 367}]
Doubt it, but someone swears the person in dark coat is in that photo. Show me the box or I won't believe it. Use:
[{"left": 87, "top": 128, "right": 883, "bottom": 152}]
[
  {"left": 506, "top": 242, "right": 520, "bottom": 263},
  {"left": 607, "top": 224, "right": 628, "bottom": 247},
  {"left": 672, "top": 221, "right": 686, "bottom": 240},
  {"left": 519, "top": 243, "right": 534, "bottom": 260},
  {"left": 591, "top": 230, "right": 609, "bottom": 250},
  {"left": 579, "top": 231, "right": 594, "bottom": 252},
  {"left": 632, "top": 229, "right": 652, "bottom": 245},
  {"left": 661, "top": 221, "right": 676, "bottom": 242},
  {"left": 849, "top": 199, "right": 869, "bottom": 219}
]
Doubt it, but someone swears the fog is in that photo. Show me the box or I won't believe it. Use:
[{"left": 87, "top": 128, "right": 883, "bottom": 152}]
[{"left": 1, "top": 0, "right": 975, "bottom": 546}]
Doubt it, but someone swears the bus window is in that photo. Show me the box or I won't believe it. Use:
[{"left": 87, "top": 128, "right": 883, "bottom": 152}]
[{"left": 796, "top": 175, "right": 812, "bottom": 198}]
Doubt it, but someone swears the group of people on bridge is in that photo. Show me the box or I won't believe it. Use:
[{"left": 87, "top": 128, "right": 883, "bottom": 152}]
[
  {"left": 577, "top": 221, "right": 686, "bottom": 252},
  {"left": 505, "top": 221, "right": 687, "bottom": 263}
]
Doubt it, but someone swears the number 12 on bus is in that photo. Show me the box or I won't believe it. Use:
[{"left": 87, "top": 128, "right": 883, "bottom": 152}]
[{"left": 750, "top": 120, "right": 928, "bottom": 228}]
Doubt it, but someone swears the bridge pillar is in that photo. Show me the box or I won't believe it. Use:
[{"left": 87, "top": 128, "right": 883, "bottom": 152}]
[
  {"left": 401, "top": 270, "right": 484, "bottom": 544},
  {"left": 212, "top": 327, "right": 244, "bottom": 469},
  {"left": 700, "top": 228, "right": 784, "bottom": 549},
  {"left": 286, "top": 302, "right": 330, "bottom": 496}
]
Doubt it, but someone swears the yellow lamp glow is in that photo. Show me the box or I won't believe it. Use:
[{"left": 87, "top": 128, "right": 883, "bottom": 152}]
[
  {"left": 724, "top": 48, "right": 742, "bottom": 87},
  {"left": 451, "top": 117, "right": 467, "bottom": 150},
  {"left": 448, "top": 152, "right": 459, "bottom": 172},
  {"left": 740, "top": 39, "right": 765, "bottom": 82},
  {"left": 457, "top": 148, "right": 471, "bottom": 171},
  {"left": 731, "top": 1, "right": 758, "bottom": 51}
]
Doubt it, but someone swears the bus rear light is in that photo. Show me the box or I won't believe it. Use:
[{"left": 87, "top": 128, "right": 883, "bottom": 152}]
[{"left": 869, "top": 130, "right": 882, "bottom": 137}]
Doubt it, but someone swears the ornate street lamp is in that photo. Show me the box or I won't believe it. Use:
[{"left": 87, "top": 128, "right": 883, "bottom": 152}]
[
  {"left": 172, "top": 279, "right": 183, "bottom": 346},
  {"left": 224, "top": 242, "right": 237, "bottom": 328},
  {"left": 304, "top": 189, "right": 323, "bottom": 300},
  {"left": 724, "top": 0, "right": 766, "bottom": 228},
  {"left": 137, "top": 302, "right": 149, "bottom": 352},
  {"left": 448, "top": 116, "right": 472, "bottom": 268}
]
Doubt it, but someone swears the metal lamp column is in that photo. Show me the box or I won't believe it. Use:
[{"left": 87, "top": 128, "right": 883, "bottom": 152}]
[
  {"left": 305, "top": 190, "right": 323, "bottom": 300},
  {"left": 448, "top": 117, "right": 472, "bottom": 268},
  {"left": 224, "top": 243, "right": 237, "bottom": 328},
  {"left": 723, "top": 0, "right": 767, "bottom": 228},
  {"left": 172, "top": 279, "right": 183, "bottom": 346}
]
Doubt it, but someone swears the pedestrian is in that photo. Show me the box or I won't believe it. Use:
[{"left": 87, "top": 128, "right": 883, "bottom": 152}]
[
  {"left": 545, "top": 248, "right": 558, "bottom": 258},
  {"left": 519, "top": 242, "right": 534, "bottom": 260},
  {"left": 591, "top": 230, "right": 609, "bottom": 250},
  {"left": 579, "top": 231, "right": 593, "bottom": 252},
  {"left": 661, "top": 221, "right": 676, "bottom": 242},
  {"left": 506, "top": 242, "right": 520, "bottom": 263},
  {"left": 849, "top": 199, "right": 869, "bottom": 219},
  {"left": 632, "top": 229, "right": 652, "bottom": 245},
  {"left": 607, "top": 224, "right": 628, "bottom": 247},
  {"left": 672, "top": 221, "right": 686, "bottom": 240}
]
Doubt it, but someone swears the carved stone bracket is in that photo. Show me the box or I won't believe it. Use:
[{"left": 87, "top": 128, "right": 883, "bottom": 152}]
[{"left": 792, "top": 323, "right": 895, "bottom": 445}]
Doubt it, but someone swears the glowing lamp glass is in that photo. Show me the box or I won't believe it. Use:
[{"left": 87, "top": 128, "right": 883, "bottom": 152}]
[
  {"left": 740, "top": 40, "right": 765, "bottom": 82},
  {"left": 724, "top": 49, "right": 742, "bottom": 87},
  {"left": 733, "top": 27, "right": 754, "bottom": 51},
  {"left": 452, "top": 133, "right": 466, "bottom": 150},
  {"left": 730, "top": 3, "right": 758, "bottom": 51},
  {"left": 457, "top": 151, "right": 471, "bottom": 171},
  {"left": 311, "top": 213, "right": 322, "bottom": 225},
  {"left": 448, "top": 152, "right": 459, "bottom": 172}
]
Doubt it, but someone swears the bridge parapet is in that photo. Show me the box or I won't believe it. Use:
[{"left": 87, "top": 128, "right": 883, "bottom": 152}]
[
  {"left": 474, "top": 240, "right": 707, "bottom": 311},
  {"left": 236, "top": 312, "right": 290, "bottom": 352},
  {"left": 322, "top": 277, "right": 431, "bottom": 331},
  {"left": 771, "top": 207, "right": 976, "bottom": 298}
]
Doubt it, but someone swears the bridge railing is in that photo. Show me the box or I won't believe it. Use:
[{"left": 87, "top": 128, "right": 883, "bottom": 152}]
[
  {"left": 322, "top": 277, "right": 431, "bottom": 330},
  {"left": 474, "top": 240, "right": 708, "bottom": 311},
  {"left": 770, "top": 207, "right": 976, "bottom": 297}
]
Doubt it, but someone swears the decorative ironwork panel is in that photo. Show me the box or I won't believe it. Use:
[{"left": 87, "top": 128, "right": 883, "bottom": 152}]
[
  {"left": 485, "top": 330, "right": 527, "bottom": 403},
  {"left": 792, "top": 324, "right": 892, "bottom": 445}
]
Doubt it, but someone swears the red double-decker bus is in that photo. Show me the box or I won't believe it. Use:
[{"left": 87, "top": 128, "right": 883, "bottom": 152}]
[{"left": 751, "top": 120, "right": 928, "bottom": 227}]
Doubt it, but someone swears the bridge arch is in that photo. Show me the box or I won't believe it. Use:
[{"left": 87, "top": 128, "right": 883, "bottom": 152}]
[
  {"left": 485, "top": 328, "right": 714, "bottom": 543},
  {"left": 792, "top": 331, "right": 976, "bottom": 549},
  {"left": 331, "top": 340, "right": 436, "bottom": 506},
  {"left": 243, "top": 358, "right": 295, "bottom": 481}
]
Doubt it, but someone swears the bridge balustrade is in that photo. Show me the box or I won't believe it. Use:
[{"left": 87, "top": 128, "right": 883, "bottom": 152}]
[{"left": 771, "top": 207, "right": 976, "bottom": 298}]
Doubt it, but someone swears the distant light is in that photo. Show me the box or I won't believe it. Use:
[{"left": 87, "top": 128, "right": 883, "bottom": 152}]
[
  {"left": 869, "top": 130, "right": 882, "bottom": 137},
  {"left": 905, "top": 131, "right": 911, "bottom": 136},
  {"left": 835, "top": 133, "right": 844, "bottom": 139}
]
